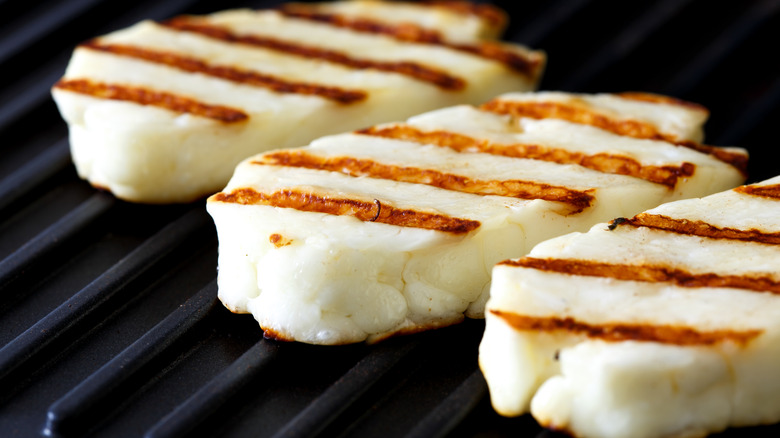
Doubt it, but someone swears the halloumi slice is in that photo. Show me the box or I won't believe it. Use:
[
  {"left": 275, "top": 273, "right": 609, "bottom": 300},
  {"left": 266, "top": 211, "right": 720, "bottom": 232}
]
[
  {"left": 51, "top": 0, "right": 544, "bottom": 203},
  {"left": 206, "top": 91, "right": 747, "bottom": 345},
  {"left": 480, "top": 176, "right": 780, "bottom": 438}
]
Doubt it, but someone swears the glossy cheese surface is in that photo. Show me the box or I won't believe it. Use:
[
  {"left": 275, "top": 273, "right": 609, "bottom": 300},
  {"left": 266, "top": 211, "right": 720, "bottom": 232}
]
[
  {"left": 51, "top": 1, "right": 543, "bottom": 203},
  {"left": 207, "top": 92, "right": 746, "bottom": 345},
  {"left": 481, "top": 176, "right": 780, "bottom": 438}
]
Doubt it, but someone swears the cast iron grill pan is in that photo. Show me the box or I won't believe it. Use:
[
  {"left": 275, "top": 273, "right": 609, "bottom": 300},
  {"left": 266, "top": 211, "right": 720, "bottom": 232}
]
[{"left": 1, "top": 0, "right": 779, "bottom": 436}]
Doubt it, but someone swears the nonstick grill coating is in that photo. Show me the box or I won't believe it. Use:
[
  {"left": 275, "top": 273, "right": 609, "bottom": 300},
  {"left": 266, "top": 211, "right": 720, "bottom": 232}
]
[{"left": 1, "top": 0, "right": 779, "bottom": 437}]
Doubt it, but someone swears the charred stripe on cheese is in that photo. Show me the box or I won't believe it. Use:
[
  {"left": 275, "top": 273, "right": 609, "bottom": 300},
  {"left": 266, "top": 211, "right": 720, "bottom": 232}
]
[
  {"left": 162, "top": 17, "right": 466, "bottom": 90},
  {"left": 420, "top": 0, "right": 507, "bottom": 28},
  {"left": 211, "top": 188, "right": 480, "bottom": 234},
  {"left": 277, "top": 6, "right": 541, "bottom": 78},
  {"left": 358, "top": 125, "right": 694, "bottom": 188},
  {"left": 80, "top": 41, "right": 366, "bottom": 104},
  {"left": 490, "top": 311, "right": 762, "bottom": 346},
  {"left": 734, "top": 183, "right": 780, "bottom": 200},
  {"left": 610, "top": 213, "right": 780, "bottom": 245},
  {"left": 501, "top": 257, "right": 780, "bottom": 294},
  {"left": 52, "top": 79, "right": 248, "bottom": 123},
  {"left": 254, "top": 150, "right": 595, "bottom": 211},
  {"left": 617, "top": 92, "right": 709, "bottom": 113},
  {"left": 481, "top": 98, "right": 659, "bottom": 138},
  {"left": 277, "top": 5, "right": 444, "bottom": 44},
  {"left": 480, "top": 98, "right": 748, "bottom": 175}
]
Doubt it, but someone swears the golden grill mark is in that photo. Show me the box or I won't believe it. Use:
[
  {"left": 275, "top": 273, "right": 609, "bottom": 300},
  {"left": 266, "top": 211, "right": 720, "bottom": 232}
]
[
  {"left": 501, "top": 257, "right": 780, "bottom": 294},
  {"left": 674, "top": 140, "right": 748, "bottom": 176},
  {"left": 491, "top": 311, "right": 762, "bottom": 346},
  {"left": 52, "top": 79, "right": 248, "bottom": 123},
  {"left": 211, "top": 188, "right": 480, "bottom": 234},
  {"left": 735, "top": 183, "right": 780, "bottom": 200},
  {"left": 421, "top": 0, "right": 507, "bottom": 28},
  {"left": 161, "top": 17, "right": 466, "bottom": 90},
  {"left": 480, "top": 99, "right": 748, "bottom": 176},
  {"left": 358, "top": 125, "right": 693, "bottom": 188},
  {"left": 617, "top": 91, "right": 709, "bottom": 113},
  {"left": 610, "top": 213, "right": 780, "bottom": 245},
  {"left": 481, "top": 98, "right": 660, "bottom": 137},
  {"left": 80, "top": 41, "right": 366, "bottom": 104},
  {"left": 276, "top": 6, "right": 542, "bottom": 78},
  {"left": 254, "top": 150, "right": 595, "bottom": 212},
  {"left": 278, "top": 5, "right": 445, "bottom": 44}
]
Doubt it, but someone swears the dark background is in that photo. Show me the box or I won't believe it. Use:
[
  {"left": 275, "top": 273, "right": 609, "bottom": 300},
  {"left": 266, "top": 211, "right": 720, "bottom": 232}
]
[{"left": 1, "top": 0, "right": 779, "bottom": 437}]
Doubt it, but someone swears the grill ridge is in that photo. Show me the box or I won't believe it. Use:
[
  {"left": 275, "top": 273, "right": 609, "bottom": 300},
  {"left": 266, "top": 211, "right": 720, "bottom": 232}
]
[
  {"left": 0, "top": 207, "right": 211, "bottom": 393},
  {"left": 269, "top": 340, "right": 423, "bottom": 438},
  {"left": 664, "top": 0, "right": 780, "bottom": 97},
  {"left": 404, "top": 370, "right": 488, "bottom": 438},
  {"left": 0, "top": 194, "right": 114, "bottom": 296},
  {"left": 1, "top": 0, "right": 779, "bottom": 437},
  {"left": 44, "top": 280, "right": 219, "bottom": 437},
  {"left": 0, "top": 139, "right": 71, "bottom": 214},
  {"left": 145, "top": 338, "right": 280, "bottom": 438},
  {"left": 559, "top": 0, "right": 696, "bottom": 91}
]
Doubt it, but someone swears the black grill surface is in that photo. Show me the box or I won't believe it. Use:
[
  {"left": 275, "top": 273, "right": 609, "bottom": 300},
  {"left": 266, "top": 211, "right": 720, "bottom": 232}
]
[{"left": 1, "top": 0, "right": 779, "bottom": 437}]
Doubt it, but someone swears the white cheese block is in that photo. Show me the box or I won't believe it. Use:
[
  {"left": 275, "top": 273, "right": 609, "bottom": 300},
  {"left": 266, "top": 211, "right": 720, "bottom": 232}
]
[
  {"left": 206, "top": 92, "right": 747, "bottom": 345},
  {"left": 481, "top": 176, "right": 780, "bottom": 438},
  {"left": 51, "top": 1, "right": 543, "bottom": 203}
]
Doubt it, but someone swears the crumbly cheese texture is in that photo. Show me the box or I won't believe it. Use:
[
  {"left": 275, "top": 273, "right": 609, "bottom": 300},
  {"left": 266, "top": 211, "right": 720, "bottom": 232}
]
[
  {"left": 51, "top": 1, "right": 543, "bottom": 203},
  {"left": 207, "top": 93, "right": 746, "bottom": 345},
  {"left": 480, "top": 176, "right": 780, "bottom": 438}
]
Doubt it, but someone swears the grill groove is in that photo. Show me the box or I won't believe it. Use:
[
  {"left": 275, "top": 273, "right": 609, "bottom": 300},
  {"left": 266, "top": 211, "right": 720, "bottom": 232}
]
[
  {"left": 44, "top": 280, "right": 219, "bottom": 437},
  {"left": 1, "top": 0, "right": 778, "bottom": 437}
]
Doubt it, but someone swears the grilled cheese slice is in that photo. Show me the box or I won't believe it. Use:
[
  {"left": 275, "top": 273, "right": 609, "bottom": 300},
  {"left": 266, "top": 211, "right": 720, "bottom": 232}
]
[
  {"left": 51, "top": 1, "right": 543, "bottom": 203},
  {"left": 480, "top": 176, "right": 780, "bottom": 438},
  {"left": 206, "top": 92, "right": 747, "bottom": 345}
]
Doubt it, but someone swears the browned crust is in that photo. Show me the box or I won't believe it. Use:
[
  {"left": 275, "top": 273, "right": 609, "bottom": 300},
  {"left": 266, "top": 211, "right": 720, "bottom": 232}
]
[
  {"left": 481, "top": 97, "right": 660, "bottom": 137},
  {"left": 254, "top": 150, "right": 595, "bottom": 212},
  {"left": 358, "top": 124, "right": 694, "bottom": 188},
  {"left": 613, "top": 213, "right": 780, "bottom": 245},
  {"left": 80, "top": 41, "right": 366, "bottom": 104},
  {"left": 262, "top": 327, "right": 295, "bottom": 342},
  {"left": 367, "top": 315, "right": 465, "bottom": 344},
  {"left": 490, "top": 311, "right": 762, "bottom": 346},
  {"left": 501, "top": 257, "right": 780, "bottom": 294},
  {"left": 262, "top": 322, "right": 464, "bottom": 345},
  {"left": 674, "top": 139, "right": 748, "bottom": 177},
  {"left": 277, "top": 6, "right": 542, "bottom": 78},
  {"left": 453, "top": 41, "right": 544, "bottom": 79},
  {"left": 420, "top": 0, "right": 507, "bottom": 29},
  {"left": 211, "top": 187, "right": 480, "bottom": 234},
  {"left": 480, "top": 98, "right": 748, "bottom": 176},
  {"left": 52, "top": 78, "right": 248, "bottom": 123},
  {"left": 537, "top": 423, "right": 575, "bottom": 438},
  {"left": 269, "top": 233, "right": 293, "bottom": 248},
  {"left": 278, "top": 5, "right": 443, "bottom": 44},
  {"left": 735, "top": 183, "right": 780, "bottom": 200},
  {"left": 161, "top": 17, "right": 466, "bottom": 90},
  {"left": 617, "top": 91, "right": 709, "bottom": 114}
]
